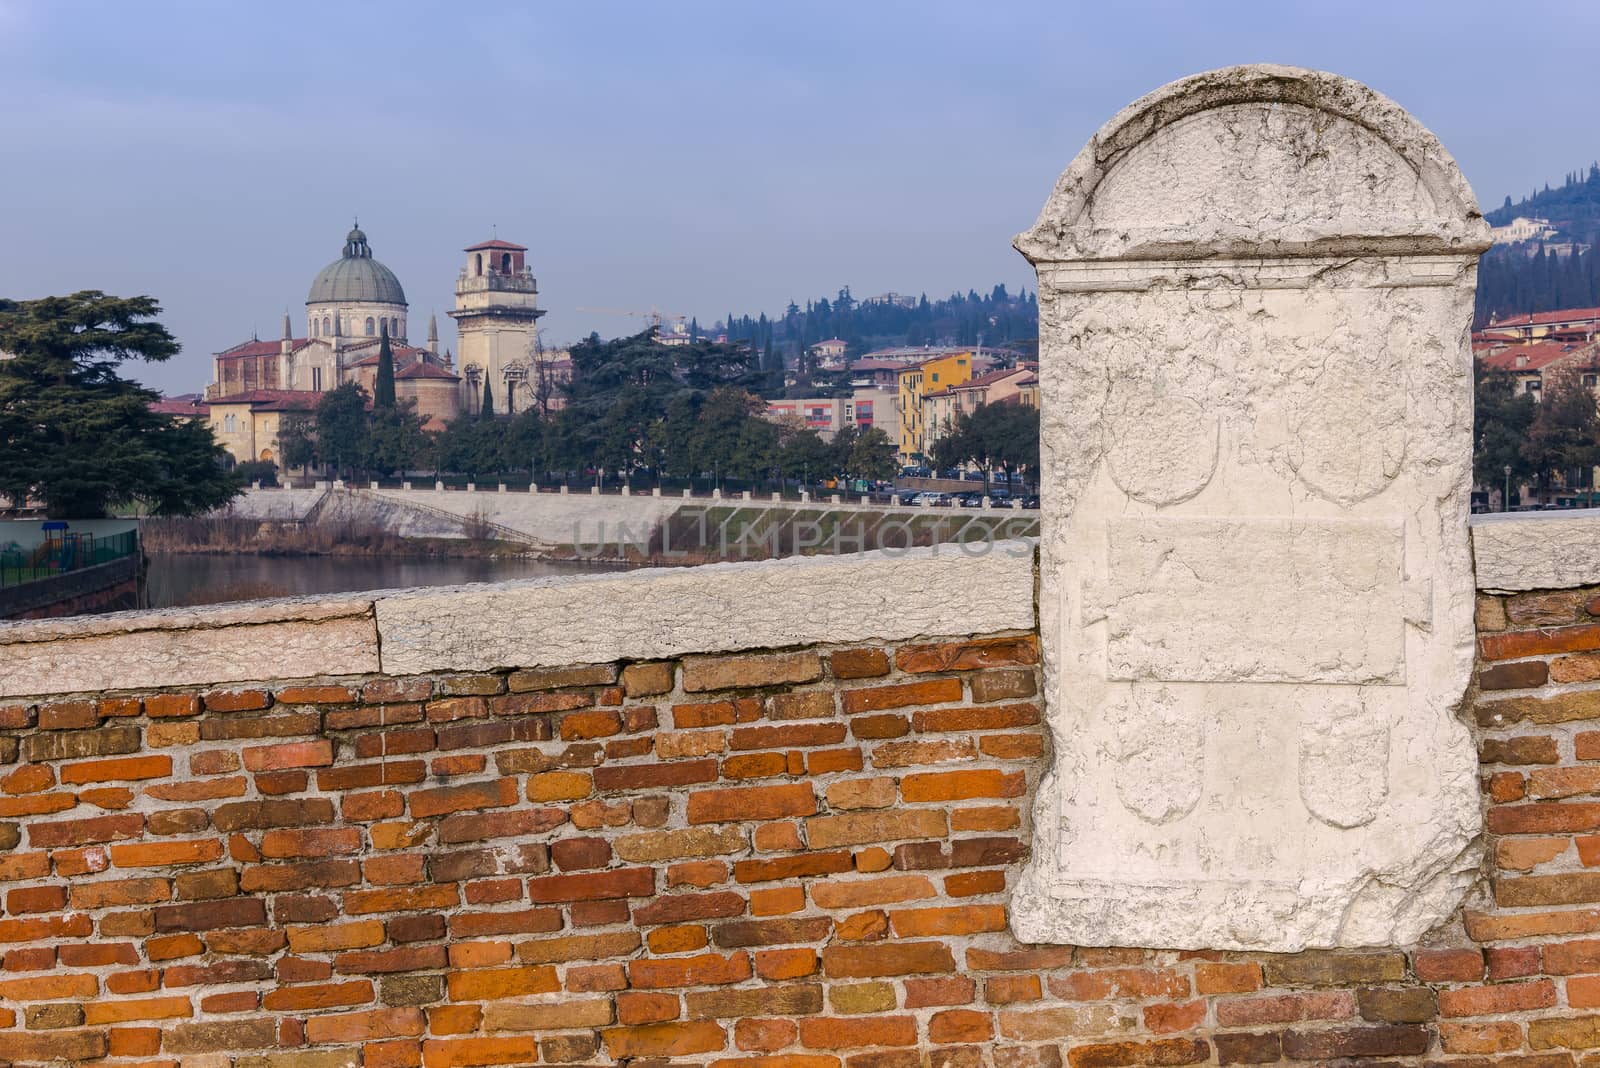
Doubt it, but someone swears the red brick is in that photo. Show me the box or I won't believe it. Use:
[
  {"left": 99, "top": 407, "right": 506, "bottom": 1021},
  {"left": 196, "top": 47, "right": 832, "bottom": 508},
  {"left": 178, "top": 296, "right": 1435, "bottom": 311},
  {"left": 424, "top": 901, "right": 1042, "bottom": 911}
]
[
  {"left": 830, "top": 648, "right": 890, "bottom": 679},
  {"left": 688, "top": 783, "right": 816, "bottom": 824},
  {"left": 1438, "top": 979, "right": 1557, "bottom": 1017},
  {"left": 601, "top": 1020, "right": 726, "bottom": 1058},
  {"left": 901, "top": 769, "right": 1025, "bottom": 801},
  {"left": 408, "top": 777, "right": 519, "bottom": 818},
  {"left": 1482, "top": 623, "right": 1600, "bottom": 660},
  {"left": 842, "top": 678, "right": 963, "bottom": 713},
  {"left": 799, "top": 1015, "right": 918, "bottom": 1048},
  {"left": 822, "top": 941, "right": 955, "bottom": 977},
  {"left": 527, "top": 867, "right": 655, "bottom": 903},
  {"left": 60, "top": 756, "right": 171, "bottom": 783},
  {"left": 896, "top": 635, "right": 1039, "bottom": 673}
]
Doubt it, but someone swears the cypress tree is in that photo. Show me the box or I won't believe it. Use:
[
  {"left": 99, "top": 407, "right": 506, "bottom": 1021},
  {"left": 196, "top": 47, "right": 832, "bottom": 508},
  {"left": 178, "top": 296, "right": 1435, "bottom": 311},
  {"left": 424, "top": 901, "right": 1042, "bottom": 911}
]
[
  {"left": 480, "top": 376, "right": 494, "bottom": 420},
  {"left": 374, "top": 322, "right": 396, "bottom": 408}
]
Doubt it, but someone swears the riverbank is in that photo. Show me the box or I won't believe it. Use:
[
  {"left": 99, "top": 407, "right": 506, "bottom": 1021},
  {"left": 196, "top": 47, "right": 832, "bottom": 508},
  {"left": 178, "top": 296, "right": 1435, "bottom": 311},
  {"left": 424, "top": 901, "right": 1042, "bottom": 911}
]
[
  {"left": 141, "top": 516, "right": 535, "bottom": 559},
  {"left": 144, "top": 551, "right": 617, "bottom": 608}
]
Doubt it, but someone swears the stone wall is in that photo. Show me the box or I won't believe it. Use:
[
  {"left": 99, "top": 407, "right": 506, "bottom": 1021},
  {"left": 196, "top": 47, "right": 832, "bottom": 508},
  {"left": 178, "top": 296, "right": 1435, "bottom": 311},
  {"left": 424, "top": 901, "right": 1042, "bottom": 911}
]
[
  {"left": 0, "top": 555, "right": 142, "bottom": 622},
  {"left": 0, "top": 566, "right": 1599, "bottom": 1066}
]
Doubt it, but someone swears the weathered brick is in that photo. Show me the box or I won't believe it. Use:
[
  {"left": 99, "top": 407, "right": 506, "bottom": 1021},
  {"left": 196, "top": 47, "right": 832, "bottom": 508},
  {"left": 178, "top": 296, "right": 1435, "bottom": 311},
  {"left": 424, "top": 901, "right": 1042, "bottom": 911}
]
[
  {"left": 614, "top": 826, "right": 747, "bottom": 863},
  {"left": 830, "top": 647, "right": 891, "bottom": 679},
  {"left": 1479, "top": 660, "right": 1551, "bottom": 690},
  {"left": 1279, "top": 1024, "right": 1428, "bottom": 1060},
  {"left": 770, "top": 691, "right": 836, "bottom": 720},
  {"left": 842, "top": 678, "right": 963, "bottom": 713},
  {"left": 688, "top": 783, "right": 816, "bottom": 824},
  {"left": 901, "top": 769, "right": 1025, "bottom": 802},
  {"left": 1482, "top": 734, "right": 1562, "bottom": 765},
  {"left": 822, "top": 941, "right": 955, "bottom": 977},
  {"left": 1439, "top": 979, "right": 1557, "bottom": 1017},
  {"left": 594, "top": 758, "right": 718, "bottom": 792},
  {"left": 409, "top": 777, "right": 518, "bottom": 818},
  {"left": 1260, "top": 951, "right": 1406, "bottom": 987},
  {"left": 622, "top": 661, "right": 676, "bottom": 696},
  {"left": 23, "top": 725, "right": 139, "bottom": 763},
  {"left": 1482, "top": 623, "right": 1600, "bottom": 661},
  {"left": 1066, "top": 1038, "right": 1209, "bottom": 1068},
  {"left": 600, "top": 1019, "right": 726, "bottom": 1058},
  {"left": 682, "top": 651, "right": 822, "bottom": 692},
  {"left": 806, "top": 809, "right": 946, "bottom": 848},
  {"left": 896, "top": 635, "right": 1039, "bottom": 673},
  {"left": 527, "top": 867, "right": 654, "bottom": 902}
]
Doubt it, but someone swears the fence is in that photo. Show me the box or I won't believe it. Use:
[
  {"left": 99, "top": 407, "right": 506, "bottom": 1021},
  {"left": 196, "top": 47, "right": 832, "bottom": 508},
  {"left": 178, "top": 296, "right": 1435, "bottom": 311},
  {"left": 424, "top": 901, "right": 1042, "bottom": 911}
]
[{"left": 0, "top": 527, "right": 139, "bottom": 588}]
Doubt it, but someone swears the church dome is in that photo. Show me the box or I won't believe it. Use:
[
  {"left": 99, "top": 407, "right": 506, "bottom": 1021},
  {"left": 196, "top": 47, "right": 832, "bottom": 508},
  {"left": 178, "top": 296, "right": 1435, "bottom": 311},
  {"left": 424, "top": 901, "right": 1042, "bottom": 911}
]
[{"left": 307, "top": 226, "right": 407, "bottom": 306}]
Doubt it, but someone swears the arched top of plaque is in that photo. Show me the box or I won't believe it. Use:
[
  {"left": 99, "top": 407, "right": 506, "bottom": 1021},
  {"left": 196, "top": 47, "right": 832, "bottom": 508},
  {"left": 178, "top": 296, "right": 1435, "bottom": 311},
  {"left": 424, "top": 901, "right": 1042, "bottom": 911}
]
[{"left": 1015, "top": 64, "right": 1491, "bottom": 264}]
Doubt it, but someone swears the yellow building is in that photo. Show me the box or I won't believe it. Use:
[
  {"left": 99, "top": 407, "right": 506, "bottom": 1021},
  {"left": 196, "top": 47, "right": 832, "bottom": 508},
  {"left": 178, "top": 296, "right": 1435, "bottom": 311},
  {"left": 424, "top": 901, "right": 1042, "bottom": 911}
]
[
  {"left": 896, "top": 351, "right": 975, "bottom": 463},
  {"left": 206, "top": 391, "right": 318, "bottom": 468}
]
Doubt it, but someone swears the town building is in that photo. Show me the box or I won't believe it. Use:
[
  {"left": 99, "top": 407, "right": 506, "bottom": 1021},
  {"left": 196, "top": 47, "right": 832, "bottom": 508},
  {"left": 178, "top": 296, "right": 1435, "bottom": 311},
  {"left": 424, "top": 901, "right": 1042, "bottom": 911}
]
[
  {"left": 896, "top": 350, "right": 978, "bottom": 463},
  {"left": 207, "top": 225, "right": 461, "bottom": 436},
  {"left": 764, "top": 387, "right": 896, "bottom": 440},
  {"left": 451, "top": 238, "right": 546, "bottom": 416},
  {"left": 1476, "top": 337, "right": 1600, "bottom": 399},
  {"left": 206, "top": 390, "right": 318, "bottom": 468},
  {"left": 202, "top": 225, "right": 555, "bottom": 462},
  {"left": 919, "top": 365, "right": 1040, "bottom": 463},
  {"left": 812, "top": 338, "right": 848, "bottom": 365},
  {"left": 1491, "top": 216, "right": 1558, "bottom": 245},
  {"left": 1478, "top": 306, "right": 1600, "bottom": 342}
]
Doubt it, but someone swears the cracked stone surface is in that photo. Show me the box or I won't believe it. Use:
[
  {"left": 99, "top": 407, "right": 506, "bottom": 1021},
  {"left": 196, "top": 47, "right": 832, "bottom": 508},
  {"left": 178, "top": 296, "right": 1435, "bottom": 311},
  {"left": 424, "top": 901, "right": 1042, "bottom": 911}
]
[
  {"left": 374, "top": 543, "right": 1037, "bottom": 676},
  {"left": 1471, "top": 510, "right": 1600, "bottom": 591},
  {"left": 1012, "top": 64, "right": 1489, "bottom": 951}
]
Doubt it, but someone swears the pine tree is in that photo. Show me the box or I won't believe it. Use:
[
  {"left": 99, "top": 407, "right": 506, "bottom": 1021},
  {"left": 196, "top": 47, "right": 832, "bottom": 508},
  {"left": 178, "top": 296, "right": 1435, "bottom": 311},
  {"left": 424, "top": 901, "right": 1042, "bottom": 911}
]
[
  {"left": 480, "top": 376, "right": 494, "bottom": 420},
  {"left": 374, "top": 322, "right": 396, "bottom": 409}
]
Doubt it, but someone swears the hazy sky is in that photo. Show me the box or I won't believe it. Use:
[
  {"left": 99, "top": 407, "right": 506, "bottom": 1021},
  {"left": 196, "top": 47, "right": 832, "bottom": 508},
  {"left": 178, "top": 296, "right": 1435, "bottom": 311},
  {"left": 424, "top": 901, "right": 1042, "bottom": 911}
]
[{"left": 1, "top": 0, "right": 1594, "bottom": 395}]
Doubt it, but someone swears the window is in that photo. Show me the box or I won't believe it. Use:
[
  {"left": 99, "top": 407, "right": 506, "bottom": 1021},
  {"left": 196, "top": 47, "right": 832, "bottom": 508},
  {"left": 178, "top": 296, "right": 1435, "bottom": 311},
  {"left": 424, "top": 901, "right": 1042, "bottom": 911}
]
[
  {"left": 364, "top": 317, "right": 375, "bottom": 336},
  {"left": 323, "top": 316, "right": 331, "bottom": 335},
  {"left": 502, "top": 253, "right": 512, "bottom": 273},
  {"left": 312, "top": 367, "right": 323, "bottom": 391},
  {"left": 391, "top": 317, "right": 399, "bottom": 336},
  {"left": 311, "top": 319, "right": 318, "bottom": 337},
  {"left": 1585, "top": 374, "right": 1598, "bottom": 388},
  {"left": 474, "top": 254, "right": 483, "bottom": 277}
]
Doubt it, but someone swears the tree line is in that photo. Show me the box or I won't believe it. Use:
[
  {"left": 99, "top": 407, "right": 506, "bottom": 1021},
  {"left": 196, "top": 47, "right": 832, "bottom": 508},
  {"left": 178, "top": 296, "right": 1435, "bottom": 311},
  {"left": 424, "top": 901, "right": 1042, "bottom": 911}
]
[
  {"left": 716, "top": 285, "right": 1039, "bottom": 378},
  {"left": 279, "top": 329, "right": 900, "bottom": 490}
]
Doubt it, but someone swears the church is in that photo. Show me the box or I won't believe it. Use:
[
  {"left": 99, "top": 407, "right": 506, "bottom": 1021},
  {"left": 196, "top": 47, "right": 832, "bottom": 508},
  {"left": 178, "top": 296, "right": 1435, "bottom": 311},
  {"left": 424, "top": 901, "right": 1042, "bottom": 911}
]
[{"left": 206, "top": 224, "right": 551, "bottom": 466}]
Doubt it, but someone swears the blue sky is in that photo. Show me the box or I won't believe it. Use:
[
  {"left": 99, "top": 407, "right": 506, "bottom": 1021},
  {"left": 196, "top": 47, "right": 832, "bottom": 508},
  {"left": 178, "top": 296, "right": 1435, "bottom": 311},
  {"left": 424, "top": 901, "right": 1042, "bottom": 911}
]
[{"left": 0, "top": 0, "right": 1593, "bottom": 394}]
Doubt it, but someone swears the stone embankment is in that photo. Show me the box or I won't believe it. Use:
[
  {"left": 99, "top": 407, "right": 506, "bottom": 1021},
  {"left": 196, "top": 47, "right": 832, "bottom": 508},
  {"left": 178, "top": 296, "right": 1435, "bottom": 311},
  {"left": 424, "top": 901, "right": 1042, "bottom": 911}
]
[{"left": 213, "top": 485, "right": 1040, "bottom": 563}]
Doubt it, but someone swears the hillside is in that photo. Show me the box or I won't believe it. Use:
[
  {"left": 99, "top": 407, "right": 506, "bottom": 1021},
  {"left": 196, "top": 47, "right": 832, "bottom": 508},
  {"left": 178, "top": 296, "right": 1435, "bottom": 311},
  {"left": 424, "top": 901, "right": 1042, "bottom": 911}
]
[
  {"left": 1476, "top": 165, "right": 1600, "bottom": 326},
  {"left": 1486, "top": 165, "right": 1600, "bottom": 234}
]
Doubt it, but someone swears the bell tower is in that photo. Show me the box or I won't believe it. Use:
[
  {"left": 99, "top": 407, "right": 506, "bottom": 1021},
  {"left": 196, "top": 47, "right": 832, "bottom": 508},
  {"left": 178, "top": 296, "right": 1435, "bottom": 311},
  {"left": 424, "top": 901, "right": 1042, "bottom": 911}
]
[{"left": 450, "top": 237, "right": 544, "bottom": 416}]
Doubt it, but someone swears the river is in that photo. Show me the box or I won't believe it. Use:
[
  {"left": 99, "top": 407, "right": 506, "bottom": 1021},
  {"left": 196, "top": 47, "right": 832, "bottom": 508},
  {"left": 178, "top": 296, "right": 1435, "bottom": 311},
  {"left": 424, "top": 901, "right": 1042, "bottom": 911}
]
[{"left": 144, "top": 553, "right": 618, "bottom": 609}]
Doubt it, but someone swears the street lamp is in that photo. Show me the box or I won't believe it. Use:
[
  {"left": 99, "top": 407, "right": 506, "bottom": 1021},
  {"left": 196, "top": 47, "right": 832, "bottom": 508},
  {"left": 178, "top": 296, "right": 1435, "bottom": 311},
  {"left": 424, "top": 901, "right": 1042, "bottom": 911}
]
[{"left": 1504, "top": 465, "right": 1512, "bottom": 512}]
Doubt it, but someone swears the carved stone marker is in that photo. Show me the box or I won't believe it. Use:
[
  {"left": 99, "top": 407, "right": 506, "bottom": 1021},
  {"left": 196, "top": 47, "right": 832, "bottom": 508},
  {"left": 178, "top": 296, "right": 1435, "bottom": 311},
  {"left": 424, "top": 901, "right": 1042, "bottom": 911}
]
[{"left": 1013, "top": 65, "right": 1488, "bottom": 950}]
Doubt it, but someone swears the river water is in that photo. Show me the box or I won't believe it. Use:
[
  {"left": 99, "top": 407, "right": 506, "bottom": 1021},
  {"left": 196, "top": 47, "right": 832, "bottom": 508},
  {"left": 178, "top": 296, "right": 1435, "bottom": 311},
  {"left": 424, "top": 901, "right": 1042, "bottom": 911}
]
[{"left": 144, "top": 553, "right": 617, "bottom": 609}]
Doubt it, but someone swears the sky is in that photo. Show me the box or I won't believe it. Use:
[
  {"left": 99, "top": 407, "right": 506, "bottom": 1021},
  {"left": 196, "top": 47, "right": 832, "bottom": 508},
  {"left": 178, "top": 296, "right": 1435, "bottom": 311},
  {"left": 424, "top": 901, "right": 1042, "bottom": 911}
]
[{"left": 0, "top": 0, "right": 1595, "bottom": 395}]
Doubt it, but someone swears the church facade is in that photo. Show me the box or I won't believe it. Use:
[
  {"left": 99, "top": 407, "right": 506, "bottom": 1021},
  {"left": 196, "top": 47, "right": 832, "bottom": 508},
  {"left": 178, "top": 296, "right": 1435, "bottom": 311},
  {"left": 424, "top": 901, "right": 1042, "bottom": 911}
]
[{"left": 206, "top": 225, "right": 551, "bottom": 465}]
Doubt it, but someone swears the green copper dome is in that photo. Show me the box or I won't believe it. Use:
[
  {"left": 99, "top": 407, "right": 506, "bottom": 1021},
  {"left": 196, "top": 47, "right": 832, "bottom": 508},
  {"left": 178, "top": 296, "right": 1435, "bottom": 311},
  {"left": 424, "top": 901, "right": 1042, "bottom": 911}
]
[{"left": 307, "top": 226, "right": 407, "bottom": 307}]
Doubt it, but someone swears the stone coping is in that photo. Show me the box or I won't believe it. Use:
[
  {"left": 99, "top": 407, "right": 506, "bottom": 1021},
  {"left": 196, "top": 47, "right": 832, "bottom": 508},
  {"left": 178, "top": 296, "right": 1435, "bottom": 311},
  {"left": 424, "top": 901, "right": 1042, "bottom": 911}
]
[
  {"left": 0, "top": 542, "right": 1038, "bottom": 701},
  {"left": 1471, "top": 509, "right": 1600, "bottom": 592}
]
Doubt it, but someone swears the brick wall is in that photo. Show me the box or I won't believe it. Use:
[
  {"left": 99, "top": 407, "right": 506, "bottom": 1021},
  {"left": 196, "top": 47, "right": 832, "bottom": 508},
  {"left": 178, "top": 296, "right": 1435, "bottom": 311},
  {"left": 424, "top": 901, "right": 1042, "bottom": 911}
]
[{"left": 0, "top": 606, "right": 1595, "bottom": 1066}]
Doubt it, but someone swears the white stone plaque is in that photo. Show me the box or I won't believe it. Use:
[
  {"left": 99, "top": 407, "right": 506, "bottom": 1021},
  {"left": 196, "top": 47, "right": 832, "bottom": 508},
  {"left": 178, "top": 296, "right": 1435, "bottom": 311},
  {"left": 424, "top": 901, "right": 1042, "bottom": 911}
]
[{"left": 1012, "top": 65, "right": 1487, "bottom": 950}]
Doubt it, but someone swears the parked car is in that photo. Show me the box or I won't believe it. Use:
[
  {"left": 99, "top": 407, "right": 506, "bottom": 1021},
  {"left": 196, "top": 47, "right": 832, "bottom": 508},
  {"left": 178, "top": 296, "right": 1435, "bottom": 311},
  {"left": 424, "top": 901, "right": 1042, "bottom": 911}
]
[
  {"left": 912, "top": 491, "right": 951, "bottom": 506},
  {"left": 1019, "top": 495, "right": 1040, "bottom": 509},
  {"left": 894, "top": 489, "right": 921, "bottom": 505},
  {"left": 955, "top": 491, "right": 985, "bottom": 508}
]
